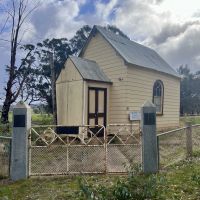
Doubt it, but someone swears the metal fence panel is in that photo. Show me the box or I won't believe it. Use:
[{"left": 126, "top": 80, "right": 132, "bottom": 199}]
[
  {"left": 107, "top": 124, "right": 141, "bottom": 173},
  {"left": 30, "top": 146, "right": 68, "bottom": 175},
  {"left": 157, "top": 128, "right": 187, "bottom": 168},
  {"left": 0, "top": 136, "right": 12, "bottom": 178},
  {"left": 29, "top": 125, "right": 107, "bottom": 175},
  {"left": 68, "top": 146, "right": 105, "bottom": 173},
  {"left": 29, "top": 124, "right": 141, "bottom": 176},
  {"left": 107, "top": 144, "right": 141, "bottom": 173}
]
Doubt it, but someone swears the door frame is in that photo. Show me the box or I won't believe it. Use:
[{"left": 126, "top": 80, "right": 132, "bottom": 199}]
[{"left": 87, "top": 87, "right": 107, "bottom": 127}]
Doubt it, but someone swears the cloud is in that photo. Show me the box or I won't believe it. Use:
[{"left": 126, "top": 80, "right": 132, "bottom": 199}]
[
  {"left": 154, "top": 24, "right": 200, "bottom": 70},
  {"left": 29, "top": 0, "right": 85, "bottom": 40},
  {"left": 1, "top": 0, "right": 200, "bottom": 97},
  {"left": 112, "top": 0, "right": 171, "bottom": 41},
  {"left": 193, "top": 10, "right": 200, "bottom": 18},
  {"left": 77, "top": 0, "right": 119, "bottom": 27},
  {"left": 110, "top": 0, "right": 200, "bottom": 71},
  {"left": 151, "top": 21, "right": 200, "bottom": 45},
  {"left": 95, "top": 0, "right": 119, "bottom": 21}
]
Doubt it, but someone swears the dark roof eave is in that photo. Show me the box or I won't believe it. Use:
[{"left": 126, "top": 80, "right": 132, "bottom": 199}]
[{"left": 84, "top": 78, "right": 113, "bottom": 84}]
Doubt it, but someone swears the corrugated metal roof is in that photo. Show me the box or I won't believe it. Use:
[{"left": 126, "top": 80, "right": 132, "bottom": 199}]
[
  {"left": 94, "top": 25, "right": 179, "bottom": 78},
  {"left": 69, "top": 56, "right": 112, "bottom": 83}
]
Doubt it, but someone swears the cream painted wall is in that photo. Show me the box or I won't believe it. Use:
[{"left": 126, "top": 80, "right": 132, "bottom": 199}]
[
  {"left": 126, "top": 65, "right": 180, "bottom": 128},
  {"left": 82, "top": 33, "right": 128, "bottom": 124},
  {"left": 56, "top": 31, "right": 180, "bottom": 128},
  {"left": 81, "top": 32, "right": 180, "bottom": 128},
  {"left": 56, "top": 59, "right": 84, "bottom": 125}
]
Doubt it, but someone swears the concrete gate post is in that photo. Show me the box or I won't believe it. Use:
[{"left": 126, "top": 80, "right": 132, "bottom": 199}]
[
  {"left": 10, "top": 101, "right": 31, "bottom": 181},
  {"left": 141, "top": 100, "right": 158, "bottom": 174}
]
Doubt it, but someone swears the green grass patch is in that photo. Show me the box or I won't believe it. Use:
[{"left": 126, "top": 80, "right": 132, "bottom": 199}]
[
  {"left": 0, "top": 177, "right": 80, "bottom": 200},
  {"left": 31, "top": 114, "right": 53, "bottom": 125},
  {"left": 0, "top": 153, "right": 200, "bottom": 200},
  {"left": 180, "top": 116, "right": 200, "bottom": 126}
]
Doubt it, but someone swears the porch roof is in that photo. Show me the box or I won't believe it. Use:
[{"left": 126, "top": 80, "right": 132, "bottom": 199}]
[{"left": 69, "top": 56, "right": 112, "bottom": 84}]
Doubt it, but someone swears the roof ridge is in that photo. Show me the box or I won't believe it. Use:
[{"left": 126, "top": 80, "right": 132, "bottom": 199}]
[{"left": 95, "top": 25, "right": 153, "bottom": 51}]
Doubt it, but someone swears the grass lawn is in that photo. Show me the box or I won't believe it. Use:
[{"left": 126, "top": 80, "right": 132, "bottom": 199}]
[
  {"left": 0, "top": 152, "right": 200, "bottom": 200},
  {"left": 0, "top": 113, "right": 53, "bottom": 136},
  {"left": 31, "top": 113, "right": 53, "bottom": 125},
  {"left": 180, "top": 115, "right": 200, "bottom": 126}
]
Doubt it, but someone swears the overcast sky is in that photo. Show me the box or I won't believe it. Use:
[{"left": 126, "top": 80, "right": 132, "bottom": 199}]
[{"left": 1, "top": 0, "right": 200, "bottom": 98}]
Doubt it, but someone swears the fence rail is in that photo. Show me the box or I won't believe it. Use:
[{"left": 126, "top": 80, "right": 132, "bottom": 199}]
[{"left": 157, "top": 123, "right": 200, "bottom": 169}]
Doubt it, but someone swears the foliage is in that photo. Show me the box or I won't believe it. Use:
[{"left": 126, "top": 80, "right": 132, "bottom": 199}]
[
  {"left": 31, "top": 114, "right": 53, "bottom": 125},
  {"left": 0, "top": 123, "right": 11, "bottom": 136},
  {"left": 19, "top": 25, "right": 129, "bottom": 112},
  {"left": 178, "top": 65, "right": 200, "bottom": 115},
  {"left": 1, "top": 21, "right": 130, "bottom": 116},
  {"left": 78, "top": 166, "right": 165, "bottom": 200},
  {"left": 21, "top": 26, "right": 92, "bottom": 112},
  {"left": 180, "top": 115, "right": 200, "bottom": 126},
  {"left": 0, "top": 113, "right": 53, "bottom": 136},
  {"left": 191, "top": 173, "right": 200, "bottom": 186},
  {"left": 70, "top": 25, "right": 92, "bottom": 55}
]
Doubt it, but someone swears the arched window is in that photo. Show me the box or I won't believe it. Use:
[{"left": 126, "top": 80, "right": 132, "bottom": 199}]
[{"left": 153, "top": 80, "right": 164, "bottom": 114}]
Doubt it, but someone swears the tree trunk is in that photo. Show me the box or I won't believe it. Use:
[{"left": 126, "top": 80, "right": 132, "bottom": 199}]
[
  {"left": 1, "top": 76, "right": 13, "bottom": 124},
  {"left": 1, "top": 98, "right": 11, "bottom": 124},
  {"left": 0, "top": 0, "right": 38, "bottom": 124},
  {"left": 50, "top": 52, "right": 57, "bottom": 125}
]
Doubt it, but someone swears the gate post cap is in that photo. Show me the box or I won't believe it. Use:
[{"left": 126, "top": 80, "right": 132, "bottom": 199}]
[
  {"left": 142, "top": 100, "right": 155, "bottom": 108},
  {"left": 14, "top": 101, "right": 31, "bottom": 109}
]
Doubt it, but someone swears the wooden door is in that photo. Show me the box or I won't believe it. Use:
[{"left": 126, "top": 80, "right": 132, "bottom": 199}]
[{"left": 88, "top": 87, "right": 107, "bottom": 136}]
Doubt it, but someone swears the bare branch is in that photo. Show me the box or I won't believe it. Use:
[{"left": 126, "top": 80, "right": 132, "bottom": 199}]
[
  {"left": 1, "top": 0, "right": 38, "bottom": 123},
  {"left": 19, "top": 2, "right": 40, "bottom": 28},
  {"left": 0, "top": 38, "right": 24, "bottom": 46},
  {"left": 0, "top": 15, "right": 9, "bottom": 35}
]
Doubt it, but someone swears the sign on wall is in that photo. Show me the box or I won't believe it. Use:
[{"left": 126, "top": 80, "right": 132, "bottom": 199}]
[{"left": 129, "top": 111, "right": 141, "bottom": 121}]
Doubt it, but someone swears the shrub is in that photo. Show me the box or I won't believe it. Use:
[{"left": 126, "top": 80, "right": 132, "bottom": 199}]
[
  {"left": 78, "top": 166, "right": 165, "bottom": 200},
  {"left": 191, "top": 173, "right": 200, "bottom": 185}
]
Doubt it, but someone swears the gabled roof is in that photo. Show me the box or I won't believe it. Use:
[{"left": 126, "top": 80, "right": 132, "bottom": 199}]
[
  {"left": 69, "top": 56, "right": 112, "bottom": 83},
  {"left": 79, "top": 25, "right": 180, "bottom": 78}
]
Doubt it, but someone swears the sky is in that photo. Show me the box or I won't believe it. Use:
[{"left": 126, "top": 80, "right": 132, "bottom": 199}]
[{"left": 1, "top": 0, "right": 200, "bottom": 99}]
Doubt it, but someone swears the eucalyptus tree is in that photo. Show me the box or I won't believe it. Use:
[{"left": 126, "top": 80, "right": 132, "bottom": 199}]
[
  {"left": 178, "top": 65, "right": 200, "bottom": 115},
  {"left": 0, "top": 0, "right": 38, "bottom": 123}
]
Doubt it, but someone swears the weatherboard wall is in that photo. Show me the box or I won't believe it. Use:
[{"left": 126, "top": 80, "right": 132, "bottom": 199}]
[
  {"left": 126, "top": 65, "right": 180, "bottom": 128},
  {"left": 82, "top": 32, "right": 128, "bottom": 124},
  {"left": 81, "top": 32, "right": 180, "bottom": 128},
  {"left": 56, "top": 59, "right": 84, "bottom": 125}
]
